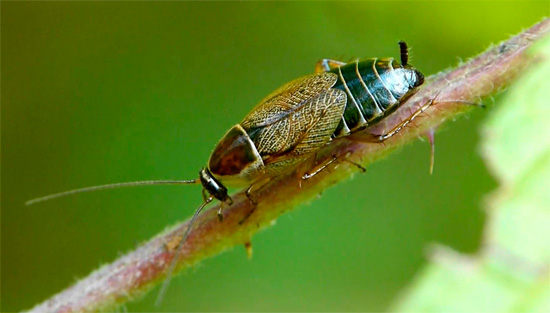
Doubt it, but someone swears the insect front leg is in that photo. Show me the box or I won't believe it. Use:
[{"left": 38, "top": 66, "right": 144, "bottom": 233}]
[
  {"left": 201, "top": 188, "right": 224, "bottom": 221},
  {"left": 315, "top": 59, "right": 347, "bottom": 73}
]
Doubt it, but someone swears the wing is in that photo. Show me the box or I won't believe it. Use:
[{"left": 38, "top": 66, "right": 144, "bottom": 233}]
[
  {"left": 245, "top": 87, "right": 347, "bottom": 162},
  {"left": 241, "top": 72, "right": 338, "bottom": 129}
]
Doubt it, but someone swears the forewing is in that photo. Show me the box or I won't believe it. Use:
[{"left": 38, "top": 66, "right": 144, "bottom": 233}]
[
  {"left": 249, "top": 88, "right": 347, "bottom": 159},
  {"left": 241, "top": 72, "right": 338, "bottom": 129},
  {"left": 290, "top": 89, "right": 347, "bottom": 155}
]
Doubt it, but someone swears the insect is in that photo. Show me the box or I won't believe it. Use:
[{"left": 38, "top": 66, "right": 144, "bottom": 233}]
[
  {"left": 201, "top": 41, "right": 423, "bottom": 209},
  {"left": 27, "top": 41, "right": 424, "bottom": 304}
]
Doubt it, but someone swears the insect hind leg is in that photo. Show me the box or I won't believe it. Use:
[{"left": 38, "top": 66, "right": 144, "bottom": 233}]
[
  {"left": 376, "top": 97, "right": 435, "bottom": 142},
  {"left": 375, "top": 95, "right": 483, "bottom": 142}
]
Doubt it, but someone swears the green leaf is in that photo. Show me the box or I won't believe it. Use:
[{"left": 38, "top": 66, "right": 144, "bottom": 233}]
[{"left": 393, "top": 36, "right": 550, "bottom": 312}]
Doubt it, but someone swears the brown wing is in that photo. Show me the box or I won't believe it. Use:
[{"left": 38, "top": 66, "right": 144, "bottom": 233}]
[
  {"left": 241, "top": 72, "right": 338, "bottom": 129},
  {"left": 245, "top": 87, "right": 347, "bottom": 164}
]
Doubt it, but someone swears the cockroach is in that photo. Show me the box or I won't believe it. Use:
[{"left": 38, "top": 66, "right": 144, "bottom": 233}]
[{"left": 27, "top": 41, "right": 424, "bottom": 304}]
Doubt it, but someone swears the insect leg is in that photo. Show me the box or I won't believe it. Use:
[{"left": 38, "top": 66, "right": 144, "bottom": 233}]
[
  {"left": 339, "top": 155, "right": 367, "bottom": 173},
  {"left": 302, "top": 155, "right": 338, "bottom": 180},
  {"left": 246, "top": 177, "right": 271, "bottom": 205},
  {"left": 376, "top": 95, "right": 483, "bottom": 142},
  {"left": 202, "top": 188, "right": 227, "bottom": 221},
  {"left": 302, "top": 153, "right": 366, "bottom": 181},
  {"left": 217, "top": 196, "right": 233, "bottom": 222},
  {"left": 238, "top": 177, "right": 271, "bottom": 225},
  {"left": 377, "top": 97, "right": 434, "bottom": 142},
  {"left": 315, "top": 59, "right": 347, "bottom": 73}
]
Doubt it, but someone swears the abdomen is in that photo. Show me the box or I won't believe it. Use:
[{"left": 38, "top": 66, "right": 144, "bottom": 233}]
[{"left": 330, "top": 58, "right": 423, "bottom": 138}]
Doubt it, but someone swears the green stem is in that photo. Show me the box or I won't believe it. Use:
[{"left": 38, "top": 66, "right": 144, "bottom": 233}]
[{"left": 27, "top": 18, "right": 550, "bottom": 313}]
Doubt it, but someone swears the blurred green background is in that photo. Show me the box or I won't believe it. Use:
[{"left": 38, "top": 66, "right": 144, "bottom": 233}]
[{"left": 2, "top": 2, "right": 548, "bottom": 312}]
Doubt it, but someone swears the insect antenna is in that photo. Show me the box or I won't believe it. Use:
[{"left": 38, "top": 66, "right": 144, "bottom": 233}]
[
  {"left": 155, "top": 194, "right": 214, "bottom": 307},
  {"left": 25, "top": 179, "right": 200, "bottom": 206}
]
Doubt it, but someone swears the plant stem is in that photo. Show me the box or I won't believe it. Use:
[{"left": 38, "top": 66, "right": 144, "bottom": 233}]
[{"left": 27, "top": 18, "right": 550, "bottom": 313}]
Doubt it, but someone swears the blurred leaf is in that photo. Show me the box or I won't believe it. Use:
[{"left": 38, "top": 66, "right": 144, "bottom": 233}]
[{"left": 393, "top": 36, "right": 550, "bottom": 312}]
